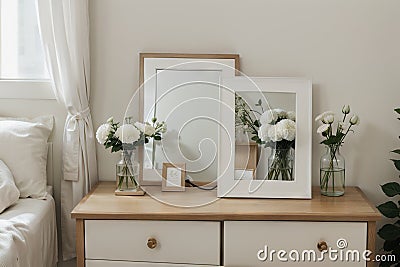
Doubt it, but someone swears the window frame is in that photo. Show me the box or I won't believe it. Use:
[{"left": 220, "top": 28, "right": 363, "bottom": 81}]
[
  {"left": 0, "top": 79, "right": 55, "bottom": 100},
  {"left": 0, "top": 0, "right": 54, "bottom": 100}
]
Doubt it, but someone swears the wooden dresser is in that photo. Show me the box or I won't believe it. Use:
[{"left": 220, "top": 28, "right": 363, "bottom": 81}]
[{"left": 71, "top": 182, "right": 381, "bottom": 267}]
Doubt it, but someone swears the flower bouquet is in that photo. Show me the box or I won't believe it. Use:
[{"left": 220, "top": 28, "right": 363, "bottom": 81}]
[
  {"left": 235, "top": 94, "right": 296, "bottom": 181},
  {"left": 316, "top": 105, "right": 359, "bottom": 196},
  {"left": 96, "top": 117, "right": 166, "bottom": 191},
  {"left": 258, "top": 109, "right": 296, "bottom": 181}
]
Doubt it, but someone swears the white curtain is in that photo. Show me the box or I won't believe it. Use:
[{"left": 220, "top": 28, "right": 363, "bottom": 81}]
[{"left": 36, "top": 0, "right": 98, "bottom": 260}]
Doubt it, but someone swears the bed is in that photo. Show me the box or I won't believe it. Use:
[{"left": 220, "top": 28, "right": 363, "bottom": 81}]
[
  {"left": 0, "top": 143, "right": 58, "bottom": 267},
  {"left": 0, "top": 186, "right": 57, "bottom": 267}
]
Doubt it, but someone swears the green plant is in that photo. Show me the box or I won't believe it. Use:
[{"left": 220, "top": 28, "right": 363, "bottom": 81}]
[{"left": 377, "top": 108, "right": 400, "bottom": 267}]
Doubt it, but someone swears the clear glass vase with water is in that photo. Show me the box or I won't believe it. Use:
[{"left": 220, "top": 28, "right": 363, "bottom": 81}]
[{"left": 320, "top": 146, "right": 345, "bottom": 196}]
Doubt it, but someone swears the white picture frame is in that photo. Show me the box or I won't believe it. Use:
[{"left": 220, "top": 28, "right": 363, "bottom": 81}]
[{"left": 218, "top": 77, "right": 312, "bottom": 199}]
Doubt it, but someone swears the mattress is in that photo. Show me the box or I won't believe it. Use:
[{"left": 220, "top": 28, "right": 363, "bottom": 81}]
[{"left": 0, "top": 186, "right": 57, "bottom": 267}]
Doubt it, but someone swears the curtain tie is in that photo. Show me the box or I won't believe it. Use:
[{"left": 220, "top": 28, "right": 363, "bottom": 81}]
[{"left": 66, "top": 107, "right": 91, "bottom": 132}]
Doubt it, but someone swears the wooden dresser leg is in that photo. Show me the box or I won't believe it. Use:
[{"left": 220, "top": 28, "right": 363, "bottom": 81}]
[
  {"left": 76, "top": 219, "right": 85, "bottom": 267},
  {"left": 367, "top": 221, "right": 376, "bottom": 267}
]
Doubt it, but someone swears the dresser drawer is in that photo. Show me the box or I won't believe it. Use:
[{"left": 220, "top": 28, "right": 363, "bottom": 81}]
[
  {"left": 86, "top": 259, "right": 220, "bottom": 267},
  {"left": 224, "top": 221, "right": 367, "bottom": 266},
  {"left": 85, "top": 220, "right": 220, "bottom": 265}
]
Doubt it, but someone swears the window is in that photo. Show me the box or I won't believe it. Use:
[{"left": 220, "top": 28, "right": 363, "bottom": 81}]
[{"left": 0, "top": 0, "right": 53, "bottom": 99}]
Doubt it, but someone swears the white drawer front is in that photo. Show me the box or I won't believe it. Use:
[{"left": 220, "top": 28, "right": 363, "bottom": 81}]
[
  {"left": 86, "top": 259, "right": 220, "bottom": 267},
  {"left": 224, "top": 221, "right": 367, "bottom": 267},
  {"left": 85, "top": 220, "right": 220, "bottom": 265}
]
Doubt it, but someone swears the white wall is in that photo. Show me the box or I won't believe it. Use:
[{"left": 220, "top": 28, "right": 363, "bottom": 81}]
[{"left": 90, "top": 0, "right": 400, "bottom": 249}]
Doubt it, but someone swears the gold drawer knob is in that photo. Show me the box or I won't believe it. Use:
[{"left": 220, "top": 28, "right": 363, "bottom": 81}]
[
  {"left": 147, "top": 237, "right": 157, "bottom": 249},
  {"left": 317, "top": 241, "right": 328, "bottom": 252}
]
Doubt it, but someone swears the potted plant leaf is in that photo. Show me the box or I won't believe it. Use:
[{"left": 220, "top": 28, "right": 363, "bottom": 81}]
[{"left": 377, "top": 108, "right": 400, "bottom": 266}]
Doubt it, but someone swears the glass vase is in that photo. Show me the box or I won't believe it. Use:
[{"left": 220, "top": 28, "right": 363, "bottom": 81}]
[
  {"left": 267, "top": 148, "right": 294, "bottom": 181},
  {"left": 116, "top": 148, "right": 139, "bottom": 191},
  {"left": 320, "top": 146, "right": 345, "bottom": 196}
]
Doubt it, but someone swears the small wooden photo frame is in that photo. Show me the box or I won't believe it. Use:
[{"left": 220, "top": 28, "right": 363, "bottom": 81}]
[{"left": 162, "top": 163, "right": 186, "bottom": 192}]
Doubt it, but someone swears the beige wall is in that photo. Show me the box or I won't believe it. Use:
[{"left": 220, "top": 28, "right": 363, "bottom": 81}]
[{"left": 90, "top": 0, "right": 400, "bottom": 249}]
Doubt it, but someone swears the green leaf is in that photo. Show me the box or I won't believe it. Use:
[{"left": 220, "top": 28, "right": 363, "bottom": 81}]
[
  {"left": 383, "top": 238, "right": 400, "bottom": 251},
  {"left": 251, "top": 136, "right": 259, "bottom": 141},
  {"left": 395, "top": 108, "right": 400, "bottom": 114},
  {"left": 392, "top": 149, "right": 400, "bottom": 155},
  {"left": 382, "top": 182, "right": 400, "bottom": 197},
  {"left": 321, "top": 135, "right": 342, "bottom": 145},
  {"left": 391, "top": 159, "right": 400, "bottom": 172},
  {"left": 154, "top": 136, "right": 161, "bottom": 141},
  {"left": 254, "top": 120, "right": 260, "bottom": 127},
  {"left": 377, "top": 201, "right": 400, "bottom": 218},
  {"left": 378, "top": 224, "right": 400, "bottom": 240}
]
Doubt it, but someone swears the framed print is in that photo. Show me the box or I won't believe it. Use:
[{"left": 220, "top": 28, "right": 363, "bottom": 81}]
[
  {"left": 162, "top": 163, "right": 186, "bottom": 192},
  {"left": 218, "top": 77, "right": 312, "bottom": 199}
]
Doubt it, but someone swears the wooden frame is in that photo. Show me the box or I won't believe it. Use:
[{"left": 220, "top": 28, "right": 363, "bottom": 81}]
[
  {"left": 162, "top": 163, "right": 186, "bottom": 192},
  {"left": 218, "top": 77, "right": 312, "bottom": 199},
  {"left": 138, "top": 53, "right": 240, "bottom": 185}
]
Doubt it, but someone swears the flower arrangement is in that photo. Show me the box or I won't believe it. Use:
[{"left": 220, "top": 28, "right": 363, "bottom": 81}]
[
  {"left": 315, "top": 105, "right": 359, "bottom": 195},
  {"left": 377, "top": 108, "right": 400, "bottom": 265},
  {"left": 235, "top": 94, "right": 296, "bottom": 180},
  {"left": 96, "top": 117, "right": 166, "bottom": 152},
  {"left": 96, "top": 117, "right": 166, "bottom": 190},
  {"left": 258, "top": 109, "right": 296, "bottom": 181}
]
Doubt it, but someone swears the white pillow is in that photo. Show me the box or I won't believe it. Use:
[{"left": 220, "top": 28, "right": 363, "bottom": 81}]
[
  {"left": 0, "top": 116, "right": 53, "bottom": 198},
  {"left": 0, "top": 160, "right": 20, "bottom": 213}
]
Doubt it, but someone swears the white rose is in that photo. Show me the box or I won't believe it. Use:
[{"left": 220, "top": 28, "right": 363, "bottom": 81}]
[
  {"left": 323, "top": 114, "right": 335, "bottom": 124},
  {"left": 317, "top": 124, "right": 330, "bottom": 134},
  {"left": 350, "top": 115, "right": 360, "bottom": 125},
  {"left": 106, "top": 117, "right": 114, "bottom": 124},
  {"left": 135, "top": 122, "right": 156, "bottom": 136},
  {"left": 268, "top": 124, "right": 283, "bottom": 142},
  {"left": 115, "top": 124, "right": 141, "bottom": 143},
  {"left": 134, "top": 122, "right": 145, "bottom": 132},
  {"left": 286, "top": 111, "right": 296, "bottom": 121},
  {"left": 260, "top": 110, "right": 277, "bottom": 125},
  {"left": 144, "top": 124, "right": 156, "bottom": 136},
  {"left": 342, "top": 105, "right": 350, "bottom": 114},
  {"left": 96, "top": 124, "right": 111, "bottom": 144},
  {"left": 315, "top": 111, "right": 334, "bottom": 122},
  {"left": 258, "top": 124, "right": 271, "bottom": 142},
  {"left": 277, "top": 119, "right": 296, "bottom": 141}
]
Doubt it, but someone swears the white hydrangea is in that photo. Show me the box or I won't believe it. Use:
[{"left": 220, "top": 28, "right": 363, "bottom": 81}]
[
  {"left": 274, "top": 109, "right": 287, "bottom": 119},
  {"left": 286, "top": 111, "right": 296, "bottom": 121},
  {"left": 96, "top": 123, "right": 111, "bottom": 144},
  {"left": 115, "top": 124, "right": 140, "bottom": 143},
  {"left": 268, "top": 124, "right": 283, "bottom": 142},
  {"left": 258, "top": 124, "right": 271, "bottom": 142},
  {"left": 277, "top": 119, "right": 296, "bottom": 141}
]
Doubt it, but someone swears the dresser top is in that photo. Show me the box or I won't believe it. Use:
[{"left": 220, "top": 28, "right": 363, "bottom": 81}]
[{"left": 71, "top": 182, "right": 381, "bottom": 221}]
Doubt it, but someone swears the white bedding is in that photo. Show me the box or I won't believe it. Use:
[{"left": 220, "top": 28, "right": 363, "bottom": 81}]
[{"left": 0, "top": 188, "right": 57, "bottom": 267}]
